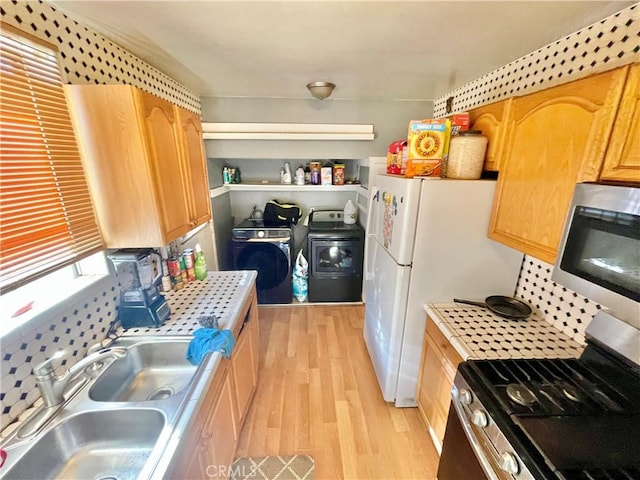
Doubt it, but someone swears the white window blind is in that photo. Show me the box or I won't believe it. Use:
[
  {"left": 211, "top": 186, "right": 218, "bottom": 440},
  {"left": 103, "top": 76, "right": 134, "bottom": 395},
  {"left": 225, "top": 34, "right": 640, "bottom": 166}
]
[{"left": 0, "top": 24, "right": 104, "bottom": 293}]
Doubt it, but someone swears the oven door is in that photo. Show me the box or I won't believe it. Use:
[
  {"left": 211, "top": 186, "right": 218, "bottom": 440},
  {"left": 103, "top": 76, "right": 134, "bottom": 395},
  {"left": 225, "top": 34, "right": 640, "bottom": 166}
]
[{"left": 437, "top": 406, "right": 489, "bottom": 480}]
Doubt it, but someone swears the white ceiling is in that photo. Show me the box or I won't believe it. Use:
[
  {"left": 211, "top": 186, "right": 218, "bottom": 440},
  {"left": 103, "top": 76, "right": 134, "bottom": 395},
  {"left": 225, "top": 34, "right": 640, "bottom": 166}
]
[{"left": 51, "top": 0, "right": 634, "bottom": 101}]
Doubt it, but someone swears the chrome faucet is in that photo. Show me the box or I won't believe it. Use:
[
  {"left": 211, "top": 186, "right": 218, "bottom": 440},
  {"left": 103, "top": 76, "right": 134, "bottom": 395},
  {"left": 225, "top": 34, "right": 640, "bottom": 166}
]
[{"left": 33, "top": 347, "right": 128, "bottom": 407}]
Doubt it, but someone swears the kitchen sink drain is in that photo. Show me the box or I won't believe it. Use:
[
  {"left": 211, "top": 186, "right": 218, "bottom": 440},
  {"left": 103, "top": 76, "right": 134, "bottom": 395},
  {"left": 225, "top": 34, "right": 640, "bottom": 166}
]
[{"left": 147, "top": 386, "right": 175, "bottom": 401}]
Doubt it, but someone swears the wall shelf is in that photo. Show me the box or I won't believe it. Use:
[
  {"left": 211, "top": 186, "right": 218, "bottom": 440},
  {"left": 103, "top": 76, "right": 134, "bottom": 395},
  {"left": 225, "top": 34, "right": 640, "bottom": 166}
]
[
  {"left": 202, "top": 122, "right": 374, "bottom": 141},
  {"left": 210, "top": 183, "right": 361, "bottom": 197}
]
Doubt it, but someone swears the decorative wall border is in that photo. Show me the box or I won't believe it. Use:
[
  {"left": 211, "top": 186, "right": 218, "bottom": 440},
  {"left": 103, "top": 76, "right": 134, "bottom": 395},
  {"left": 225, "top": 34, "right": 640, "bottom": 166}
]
[
  {"left": 434, "top": 4, "right": 639, "bottom": 117},
  {"left": 1, "top": 0, "right": 201, "bottom": 113}
]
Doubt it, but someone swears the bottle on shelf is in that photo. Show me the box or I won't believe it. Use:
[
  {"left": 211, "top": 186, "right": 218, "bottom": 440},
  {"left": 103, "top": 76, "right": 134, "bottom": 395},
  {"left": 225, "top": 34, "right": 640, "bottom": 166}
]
[
  {"left": 282, "top": 162, "right": 292, "bottom": 184},
  {"left": 295, "top": 166, "right": 305, "bottom": 185},
  {"left": 304, "top": 164, "right": 311, "bottom": 184}
]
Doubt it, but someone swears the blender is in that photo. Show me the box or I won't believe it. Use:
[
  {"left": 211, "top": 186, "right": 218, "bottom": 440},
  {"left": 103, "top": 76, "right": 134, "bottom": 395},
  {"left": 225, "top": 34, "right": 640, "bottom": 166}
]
[{"left": 108, "top": 248, "right": 171, "bottom": 328}]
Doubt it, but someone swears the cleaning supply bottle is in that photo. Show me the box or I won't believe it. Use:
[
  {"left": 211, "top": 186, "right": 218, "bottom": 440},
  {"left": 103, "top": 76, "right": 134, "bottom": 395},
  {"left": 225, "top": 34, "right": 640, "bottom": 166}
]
[
  {"left": 344, "top": 200, "right": 356, "bottom": 224},
  {"left": 194, "top": 243, "right": 207, "bottom": 281},
  {"left": 283, "top": 162, "right": 292, "bottom": 184}
]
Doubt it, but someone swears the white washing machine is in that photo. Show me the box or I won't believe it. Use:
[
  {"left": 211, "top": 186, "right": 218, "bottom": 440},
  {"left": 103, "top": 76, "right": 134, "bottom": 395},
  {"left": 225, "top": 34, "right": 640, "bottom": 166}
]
[{"left": 231, "top": 219, "right": 292, "bottom": 304}]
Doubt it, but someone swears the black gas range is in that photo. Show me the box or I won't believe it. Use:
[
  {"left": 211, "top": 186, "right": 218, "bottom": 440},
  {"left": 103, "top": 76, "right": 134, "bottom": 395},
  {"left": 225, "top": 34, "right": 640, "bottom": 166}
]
[{"left": 438, "top": 312, "right": 640, "bottom": 480}]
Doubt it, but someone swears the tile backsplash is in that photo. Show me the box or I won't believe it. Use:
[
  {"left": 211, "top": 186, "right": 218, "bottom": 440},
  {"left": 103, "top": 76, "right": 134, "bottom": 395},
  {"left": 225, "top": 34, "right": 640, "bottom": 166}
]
[
  {"left": 515, "top": 255, "right": 601, "bottom": 346},
  {"left": 0, "top": 275, "right": 119, "bottom": 431}
]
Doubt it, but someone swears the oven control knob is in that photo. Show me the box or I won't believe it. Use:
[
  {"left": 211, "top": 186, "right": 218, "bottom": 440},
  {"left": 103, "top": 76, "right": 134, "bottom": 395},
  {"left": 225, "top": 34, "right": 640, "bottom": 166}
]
[
  {"left": 471, "top": 410, "right": 488, "bottom": 427},
  {"left": 499, "top": 452, "right": 519, "bottom": 474},
  {"left": 459, "top": 389, "right": 473, "bottom": 405},
  {"left": 257, "top": 230, "right": 265, "bottom": 238}
]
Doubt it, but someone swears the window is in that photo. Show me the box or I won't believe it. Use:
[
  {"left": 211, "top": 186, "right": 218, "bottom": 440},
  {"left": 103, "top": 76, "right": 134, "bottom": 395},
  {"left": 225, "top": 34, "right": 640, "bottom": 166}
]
[
  {"left": 0, "top": 251, "right": 108, "bottom": 333},
  {"left": 0, "top": 23, "right": 104, "bottom": 294}
]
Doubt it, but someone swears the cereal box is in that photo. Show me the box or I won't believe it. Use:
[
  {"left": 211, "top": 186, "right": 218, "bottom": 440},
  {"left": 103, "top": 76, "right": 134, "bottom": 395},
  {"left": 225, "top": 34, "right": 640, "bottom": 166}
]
[
  {"left": 405, "top": 119, "right": 451, "bottom": 178},
  {"left": 448, "top": 112, "right": 470, "bottom": 137}
]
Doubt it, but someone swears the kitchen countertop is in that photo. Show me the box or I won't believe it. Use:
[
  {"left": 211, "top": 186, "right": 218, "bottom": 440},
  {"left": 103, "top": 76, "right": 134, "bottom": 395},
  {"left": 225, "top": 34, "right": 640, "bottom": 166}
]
[
  {"left": 1, "top": 271, "right": 257, "bottom": 443},
  {"left": 425, "top": 303, "right": 585, "bottom": 360},
  {"left": 118, "top": 270, "right": 257, "bottom": 336}
]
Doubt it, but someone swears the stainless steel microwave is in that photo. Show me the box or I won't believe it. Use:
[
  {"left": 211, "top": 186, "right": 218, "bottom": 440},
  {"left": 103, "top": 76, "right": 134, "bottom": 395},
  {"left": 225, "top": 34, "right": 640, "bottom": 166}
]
[{"left": 552, "top": 183, "right": 640, "bottom": 327}]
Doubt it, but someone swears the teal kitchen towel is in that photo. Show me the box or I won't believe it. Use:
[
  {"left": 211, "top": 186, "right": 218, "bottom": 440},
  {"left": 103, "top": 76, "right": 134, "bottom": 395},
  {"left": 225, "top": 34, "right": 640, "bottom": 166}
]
[{"left": 187, "top": 328, "right": 236, "bottom": 365}]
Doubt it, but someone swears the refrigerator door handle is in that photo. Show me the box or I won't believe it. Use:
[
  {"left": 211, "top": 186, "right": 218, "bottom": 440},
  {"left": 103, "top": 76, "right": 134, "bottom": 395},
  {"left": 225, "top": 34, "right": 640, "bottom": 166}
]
[
  {"left": 364, "top": 186, "right": 380, "bottom": 282},
  {"left": 366, "top": 186, "right": 379, "bottom": 233}
]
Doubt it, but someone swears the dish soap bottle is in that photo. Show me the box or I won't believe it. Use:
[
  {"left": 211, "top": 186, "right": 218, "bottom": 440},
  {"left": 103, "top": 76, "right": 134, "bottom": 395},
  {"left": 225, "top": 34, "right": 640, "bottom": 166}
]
[{"left": 194, "top": 244, "right": 207, "bottom": 281}]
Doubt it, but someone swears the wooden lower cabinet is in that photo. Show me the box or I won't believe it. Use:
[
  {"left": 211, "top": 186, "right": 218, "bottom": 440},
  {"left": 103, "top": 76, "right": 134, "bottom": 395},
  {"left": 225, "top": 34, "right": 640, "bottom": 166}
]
[
  {"left": 170, "top": 363, "right": 234, "bottom": 480},
  {"left": 230, "top": 294, "right": 260, "bottom": 429},
  {"left": 201, "top": 365, "right": 239, "bottom": 480},
  {"left": 170, "top": 290, "right": 260, "bottom": 479},
  {"left": 416, "top": 316, "right": 463, "bottom": 452}
]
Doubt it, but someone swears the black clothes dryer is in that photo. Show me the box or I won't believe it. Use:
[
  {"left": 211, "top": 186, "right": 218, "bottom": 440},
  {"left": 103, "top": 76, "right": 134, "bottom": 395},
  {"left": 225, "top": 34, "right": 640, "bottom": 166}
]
[
  {"left": 307, "top": 210, "right": 365, "bottom": 302},
  {"left": 231, "top": 219, "right": 292, "bottom": 304}
]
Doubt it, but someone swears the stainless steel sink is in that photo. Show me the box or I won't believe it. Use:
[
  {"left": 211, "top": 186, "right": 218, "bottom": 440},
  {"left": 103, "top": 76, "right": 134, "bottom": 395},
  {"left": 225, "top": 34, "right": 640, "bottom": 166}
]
[
  {"left": 3, "top": 409, "right": 165, "bottom": 480},
  {"left": 1, "top": 335, "right": 222, "bottom": 479},
  {"left": 89, "top": 338, "right": 197, "bottom": 402}
]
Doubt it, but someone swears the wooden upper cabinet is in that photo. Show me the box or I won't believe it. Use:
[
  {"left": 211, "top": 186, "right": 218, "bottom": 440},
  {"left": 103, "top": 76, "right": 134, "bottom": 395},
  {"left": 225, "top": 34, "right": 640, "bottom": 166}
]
[
  {"left": 177, "top": 107, "right": 212, "bottom": 226},
  {"left": 138, "top": 90, "right": 193, "bottom": 241},
  {"left": 65, "top": 85, "right": 211, "bottom": 248},
  {"left": 468, "top": 98, "right": 512, "bottom": 172},
  {"left": 600, "top": 63, "right": 640, "bottom": 183},
  {"left": 489, "top": 66, "right": 629, "bottom": 264}
]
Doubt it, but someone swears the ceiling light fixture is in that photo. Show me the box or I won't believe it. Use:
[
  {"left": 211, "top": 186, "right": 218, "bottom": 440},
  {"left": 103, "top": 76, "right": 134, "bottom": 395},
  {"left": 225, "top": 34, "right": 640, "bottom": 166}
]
[{"left": 307, "top": 81, "right": 335, "bottom": 100}]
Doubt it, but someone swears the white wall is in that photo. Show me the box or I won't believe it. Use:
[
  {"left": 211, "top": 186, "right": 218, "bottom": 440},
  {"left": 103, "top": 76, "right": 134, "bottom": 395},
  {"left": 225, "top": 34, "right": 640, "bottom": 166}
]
[{"left": 200, "top": 97, "right": 433, "bottom": 160}]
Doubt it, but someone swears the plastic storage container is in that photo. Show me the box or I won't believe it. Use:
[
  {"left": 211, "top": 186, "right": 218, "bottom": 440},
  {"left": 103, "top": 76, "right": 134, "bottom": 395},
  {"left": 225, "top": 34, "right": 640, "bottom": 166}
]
[{"left": 446, "top": 130, "right": 488, "bottom": 179}]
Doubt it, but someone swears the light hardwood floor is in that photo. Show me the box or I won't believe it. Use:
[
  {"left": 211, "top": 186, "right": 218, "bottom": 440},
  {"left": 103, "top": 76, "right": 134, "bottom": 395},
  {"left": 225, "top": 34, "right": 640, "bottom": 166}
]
[{"left": 236, "top": 304, "right": 440, "bottom": 479}]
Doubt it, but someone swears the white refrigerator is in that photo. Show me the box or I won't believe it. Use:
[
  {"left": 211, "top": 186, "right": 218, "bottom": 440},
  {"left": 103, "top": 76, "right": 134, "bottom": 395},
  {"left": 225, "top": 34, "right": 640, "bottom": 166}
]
[{"left": 363, "top": 175, "right": 523, "bottom": 407}]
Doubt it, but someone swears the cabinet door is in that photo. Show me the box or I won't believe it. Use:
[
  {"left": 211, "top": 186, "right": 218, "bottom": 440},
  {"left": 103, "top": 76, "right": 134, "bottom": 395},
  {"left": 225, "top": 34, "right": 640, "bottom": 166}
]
[
  {"left": 416, "top": 319, "right": 462, "bottom": 450},
  {"left": 172, "top": 443, "right": 207, "bottom": 480},
  {"left": 138, "top": 90, "right": 193, "bottom": 242},
  {"left": 249, "top": 299, "right": 260, "bottom": 382},
  {"left": 65, "top": 85, "right": 166, "bottom": 248},
  {"left": 202, "top": 366, "right": 238, "bottom": 480},
  {"left": 600, "top": 63, "right": 640, "bottom": 183},
  {"left": 489, "top": 66, "right": 628, "bottom": 264},
  {"left": 231, "top": 323, "right": 255, "bottom": 426},
  {"left": 469, "top": 98, "right": 512, "bottom": 172},
  {"left": 177, "top": 107, "right": 212, "bottom": 226},
  {"left": 230, "top": 294, "right": 259, "bottom": 427}
]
